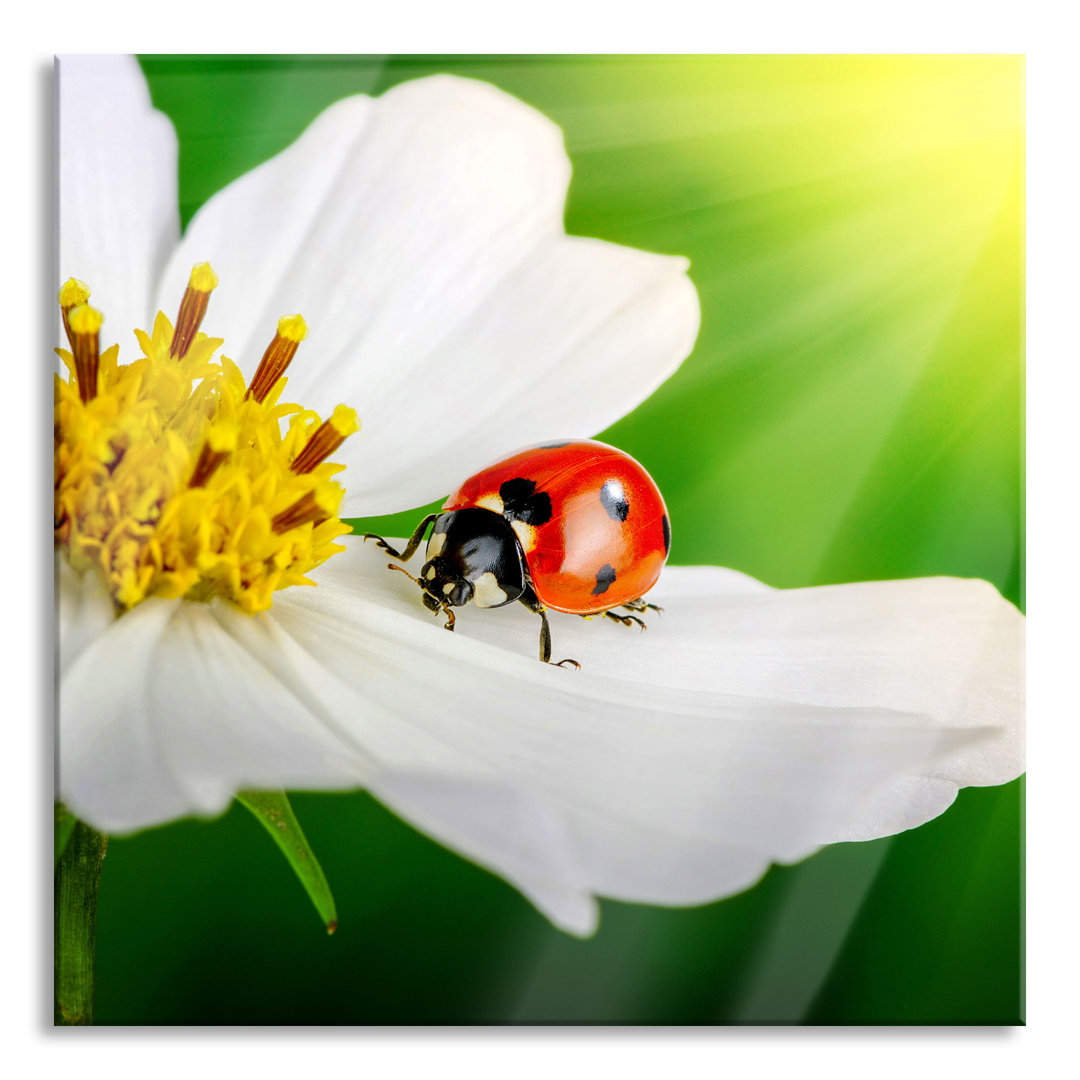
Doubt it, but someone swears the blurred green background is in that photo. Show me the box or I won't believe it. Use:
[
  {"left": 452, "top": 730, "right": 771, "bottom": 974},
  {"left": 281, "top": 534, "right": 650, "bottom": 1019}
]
[{"left": 93, "top": 55, "right": 1023, "bottom": 1024}]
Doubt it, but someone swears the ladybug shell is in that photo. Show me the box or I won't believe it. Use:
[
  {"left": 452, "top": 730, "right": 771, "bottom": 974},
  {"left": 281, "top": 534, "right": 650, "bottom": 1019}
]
[{"left": 443, "top": 440, "right": 670, "bottom": 615}]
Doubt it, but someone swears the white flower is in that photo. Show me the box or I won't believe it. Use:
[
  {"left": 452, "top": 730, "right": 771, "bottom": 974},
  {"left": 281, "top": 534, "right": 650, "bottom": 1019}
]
[{"left": 57, "top": 56, "right": 1024, "bottom": 936}]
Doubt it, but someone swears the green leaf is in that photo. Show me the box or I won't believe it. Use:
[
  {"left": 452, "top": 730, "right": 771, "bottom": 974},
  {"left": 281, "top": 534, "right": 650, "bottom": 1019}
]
[
  {"left": 236, "top": 791, "right": 338, "bottom": 933},
  {"left": 55, "top": 803, "right": 76, "bottom": 868}
]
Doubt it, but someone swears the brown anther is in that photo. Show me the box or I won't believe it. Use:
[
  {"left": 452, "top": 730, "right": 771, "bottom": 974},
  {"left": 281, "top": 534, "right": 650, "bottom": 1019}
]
[
  {"left": 67, "top": 303, "right": 103, "bottom": 405},
  {"left": 189, "top": 425, "right": 237, "bottom": 488},
  {"left": 189, "top": 444, "right": 228, "bottom": 489},
  {"left": 272, "top": 491, "right": 325, "bottom": 534},
  {"left": 246, "top": 314, "right": 307, "bottom": 404},
  {"left": 290, "top": 406, "right": 359, "bottom": 474},
  {"left": 170, "top": 263, "right": 219, "bottom": 359}
]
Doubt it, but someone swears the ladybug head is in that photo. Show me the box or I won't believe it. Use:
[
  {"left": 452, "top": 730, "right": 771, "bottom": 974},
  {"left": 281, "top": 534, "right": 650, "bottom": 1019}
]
[
  {"left": 383, "top": 555, "right": 470, "bottom": 632},
  {"left": 419, "top": 557, "right": 475, "bottom": 610},
  {"left": 373, "top": 507, "right": 525, "bottom": 632},
  {"left": 418, "top": 508, "right": 527, "bottom": 615}
]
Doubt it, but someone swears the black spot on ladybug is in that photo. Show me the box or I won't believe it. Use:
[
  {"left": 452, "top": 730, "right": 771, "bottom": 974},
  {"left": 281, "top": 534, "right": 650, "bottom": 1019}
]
[
  {"left": 591, "top": 563, "right": 617, "bottom": 595},
  {"left": 661, "top": 514, "right": 671, "bottom": 555},
  {"left": 539, "top": 441, "right": 570, "bottom": 449},
  {"left": 499, "top": 477, "right": 553, "bottom": 526},
  {"left": 599, "top": 479, "right": 630, "bottom": 522}
]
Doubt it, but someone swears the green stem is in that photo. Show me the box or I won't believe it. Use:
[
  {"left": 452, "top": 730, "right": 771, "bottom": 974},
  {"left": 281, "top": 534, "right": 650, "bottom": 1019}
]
[{"left": 54, "top": 821, "right": 108, "bottom": 1025}]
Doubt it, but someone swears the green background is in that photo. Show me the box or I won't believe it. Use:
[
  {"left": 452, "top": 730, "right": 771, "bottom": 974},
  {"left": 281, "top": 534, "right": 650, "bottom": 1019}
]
[{"left": 92, "top": 55, "right": 1023, "bottom": 1024}]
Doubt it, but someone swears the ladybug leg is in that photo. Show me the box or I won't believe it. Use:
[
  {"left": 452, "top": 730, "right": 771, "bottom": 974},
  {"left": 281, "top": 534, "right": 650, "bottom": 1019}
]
[
  {"left": 602, "top": 610, "right": 646, "bottom": 631},
  {"left": 622, "top": 597, "right": 664, "bottom": 616},
  {"left": 598, "top": 596, "right": 662, "bottom": 631},
  {"left": 518, "top": 585, "right": 580, "bottom": 669},
  {"left": 362, "top": 514, "right": 437, "bottom": 562}
]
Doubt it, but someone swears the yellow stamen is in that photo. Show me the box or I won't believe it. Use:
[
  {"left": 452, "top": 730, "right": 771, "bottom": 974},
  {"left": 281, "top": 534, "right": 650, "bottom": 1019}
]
[
  {"left": 59, "top": 278, "right": 91, "bottom": 309},
  {"left": 290, "top": 405, "right": 360, "bottom": 474},
  {"left": 246, "top": 314, "right": 308, "bottom": 403},
  {"left": 271, "top": 487, "right": 340, "bottom": 534},
  {"left": 59, "top": 278, "right": 91, "bottom": 351},
  {"left": 189, "top": 424, "right": 239, "bottom": 489},
  {"left": 170, "top": 262, "right": 220, "bottom": 360},
  {"left": 67, "top": 303, "right": 103, "bottom": 405},
  {"left": 54, "top": 273, "right": 355, "bottom": 615}
]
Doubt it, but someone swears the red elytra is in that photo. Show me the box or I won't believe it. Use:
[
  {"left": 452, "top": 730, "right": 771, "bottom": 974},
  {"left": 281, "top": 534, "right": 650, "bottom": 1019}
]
[{"left": 443, "top": 439, "right": 670, "bottom": 614}]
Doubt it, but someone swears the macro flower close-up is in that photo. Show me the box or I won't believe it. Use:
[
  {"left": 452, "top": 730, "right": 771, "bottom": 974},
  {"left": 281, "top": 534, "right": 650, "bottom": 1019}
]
[{"left": 54, "top": 54, "right": 1024, "bottom": 1025}]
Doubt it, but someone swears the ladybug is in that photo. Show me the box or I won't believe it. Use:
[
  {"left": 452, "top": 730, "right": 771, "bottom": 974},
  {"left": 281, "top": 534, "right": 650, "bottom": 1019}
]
[{"left": 364, "top": 440, "right": 670, "bottom": 667}]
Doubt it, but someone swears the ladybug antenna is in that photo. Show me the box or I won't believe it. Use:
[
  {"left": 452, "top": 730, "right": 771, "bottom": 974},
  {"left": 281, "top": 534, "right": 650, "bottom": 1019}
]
[
  {"left": 386, "top": 562, "right": 456, "bottom": 631},
  {"left": 385, "top": 562, "right": 422, "bottom": 588}
]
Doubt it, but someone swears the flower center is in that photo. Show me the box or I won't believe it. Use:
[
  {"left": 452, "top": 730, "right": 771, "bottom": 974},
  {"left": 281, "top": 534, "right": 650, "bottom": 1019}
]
[{"left": 54, "top": 263, "right": 359, "bottom": 615}]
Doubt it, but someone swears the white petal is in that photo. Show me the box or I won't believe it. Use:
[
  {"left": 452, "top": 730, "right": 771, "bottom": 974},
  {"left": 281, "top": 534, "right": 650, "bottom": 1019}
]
[
  {"left": 232, "top": 544, "right": 997, "bottom": 924},
  {"left": 381, "top": 554, "right": 1024, "bottom": 841},
  {"left": 229, "top": 541, "right": 997, "bottom": 929},
  {"left": 631, "top": 569, "right": 1025, "bottom": 841},
  {"left": 58, "top": 582, "right": 376, "bottom": 833},
  {"left": 58, "top": 542, "right": 1020, "bottom": 934},
  {"left": 57, "top": 55, "right": 179, "bottom": 350},
  {"left": 57, "top": 557, "right": 117, "bottom": 677},
  {"left": 370, "top": 772, "right": 601, "bottom": 936},
  {"left": 61, "top": 595, "right": 195, "bottom": 828},
  {"left": 157, "top": 74, "right": 699, "bottom": 515},
  {"left": 341, "top": 237, "right": 698, "bottom": 516}
]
